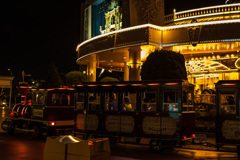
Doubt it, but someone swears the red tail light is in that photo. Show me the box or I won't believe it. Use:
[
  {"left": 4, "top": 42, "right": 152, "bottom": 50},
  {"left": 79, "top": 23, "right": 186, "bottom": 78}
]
[
  {"left": 50, "top": 122, "right": 55, "bottom": 126},
  {"left": 10, "top": 112, "right": 14, "bottom": 118},
  {"left": 88, "top": 141, "right": 93, "bottom": 146},
  {"left": 191, "top": 134, "right": 195, "bottom": 138},
  {"left": 183, "top": 136, "right": 187, "bottom": 140}
]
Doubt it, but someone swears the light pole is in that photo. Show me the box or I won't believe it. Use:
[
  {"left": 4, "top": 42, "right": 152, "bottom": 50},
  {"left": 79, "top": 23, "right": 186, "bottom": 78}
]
[
  {"left": 21, "top": 70, "right": 31, "bottom": 82},
  {"left": 8, "top": 68, "right": 12, "bottom": 76}
]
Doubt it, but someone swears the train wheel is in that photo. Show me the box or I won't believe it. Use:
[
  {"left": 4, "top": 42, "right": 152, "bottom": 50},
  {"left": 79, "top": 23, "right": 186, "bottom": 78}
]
[
  {"left": 31, "top": 125, "right": 41, "bottom": 139},
  {"left": 237, "top": 145, "right": 240, "bottom": 157},
  {"left": 149, "top": 140, "right": 164, "bottom": 152},
  {"left": 56, "top": 129, "right": 63, "bottom": 136},
  {"left": 7, "top": 122, "right": 15, "bottom": 134},
  {"left": 23, "top": 123, "right": 30, "bottom": 136}
]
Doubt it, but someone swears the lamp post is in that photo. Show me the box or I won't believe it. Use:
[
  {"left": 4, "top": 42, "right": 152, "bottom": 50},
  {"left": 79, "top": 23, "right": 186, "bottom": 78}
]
[
  {"left": 8, "top": 68, "right": 12, "bottom": 76},
  {"left": 21, "top": 70, "right": 31, "bottom": 82},
  {"left": 7, "top": 69, "right": 13, "bottom": 108}
]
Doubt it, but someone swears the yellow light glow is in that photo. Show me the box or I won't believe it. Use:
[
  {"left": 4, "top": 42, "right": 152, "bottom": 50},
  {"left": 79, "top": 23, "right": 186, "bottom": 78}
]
[
  {"left": 140, "top": 45, "right": 156, "bottom": 60},
  {"left": 68, "top": 135, "right": 80, "bottom": 142},
  {"left": 76, "top": 19, "right": 240, "bottom": 52},
  {"left": 175, "top": 10, "right": 240, "bottom": 22},
  {"left": 175, "top": 3, "right": 240, "bottom": 15}
]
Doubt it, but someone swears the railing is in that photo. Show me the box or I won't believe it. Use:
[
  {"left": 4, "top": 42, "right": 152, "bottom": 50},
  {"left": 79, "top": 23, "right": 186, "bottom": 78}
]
[{"left": 164, "top": 3, "right": 240, "bottom": 24}]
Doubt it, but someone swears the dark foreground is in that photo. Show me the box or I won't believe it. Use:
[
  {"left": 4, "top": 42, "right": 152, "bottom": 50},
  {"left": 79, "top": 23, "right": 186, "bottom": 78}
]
[{"left": 0, "top": 133, "right": 238, "bottom": 160}]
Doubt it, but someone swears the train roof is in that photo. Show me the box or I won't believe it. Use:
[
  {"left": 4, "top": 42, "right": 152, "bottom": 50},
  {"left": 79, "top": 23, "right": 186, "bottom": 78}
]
[
  {"left": 216, "top": 80, "right": 240, "bottom": 87},
  {"left": 75, "top": 79, "right": 194, "bottom": 91}
]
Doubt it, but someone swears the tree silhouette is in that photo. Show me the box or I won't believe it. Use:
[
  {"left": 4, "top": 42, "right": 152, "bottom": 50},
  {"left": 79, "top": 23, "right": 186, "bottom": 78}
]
[
  {"left": 100, "top": 76, "right": 119, "bottom": 82},
  {"left": 47, "top": 62, "right": 62, "bottom": 88},
  {"left": 140, "top": 50, "right": 187, "bottom": 80},
  {"left": 66, "top": 71, "right": 86, "bottom": 86}
]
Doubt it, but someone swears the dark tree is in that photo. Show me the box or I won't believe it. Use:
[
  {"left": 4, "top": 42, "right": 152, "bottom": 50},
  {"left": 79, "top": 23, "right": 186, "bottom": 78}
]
[
  {"left": 47, "top": 62, "right": 62, "bottom": 88},
  {"left": 100, "top": 76, "right": 119, "bottom": 82},
  {"left": 140, "top": 49, "right": 187, "bottom": 80},
  {"left": 66, "top": 71, "right": 86, "bottom": 86}
]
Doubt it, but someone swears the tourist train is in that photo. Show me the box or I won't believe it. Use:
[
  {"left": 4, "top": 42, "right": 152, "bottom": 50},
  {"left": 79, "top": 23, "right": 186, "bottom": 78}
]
[
  {"left": 73, "top": 79, "right": 195, "bottom": 151},
  {"left": 1, "top": 82, "right": 75, "bottom": 138},
  {"left": 2, "top": 79, "right": 240, "bottom": 154}
]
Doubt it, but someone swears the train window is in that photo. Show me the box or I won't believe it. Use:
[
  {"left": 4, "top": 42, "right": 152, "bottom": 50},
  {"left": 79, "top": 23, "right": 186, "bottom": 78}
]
[
  {"left": 141, "top": 91, "right": 157, "bottom": 112},
  {"left": 183, "top": 92, "right": 194, "bottom": 111},
  {"left": 220, "top": 93, "right": 236, "bottom": 114},
  {"left": 163, "top": 91, "right": 179, "bottom": 117},
  {"left": 106, "top": 92, "right": 118, "bottom": 111},
  {"left": 88, "top": 92, "right": 100, "bottom": 111},
  {"left": 32, "top": 92, "right": 45, "bottom": 105},
  {"left": 123, "top": 92, "right": 136, "bottom": 111},
  {"left": 76, "top": 92, "right": 84, "bottom": 110},
  {"left": 123, "top": 96, "right": 132, "bottom": 111},
  {"left": 51, "top": 93, "right": 71, "bottom": 106}
]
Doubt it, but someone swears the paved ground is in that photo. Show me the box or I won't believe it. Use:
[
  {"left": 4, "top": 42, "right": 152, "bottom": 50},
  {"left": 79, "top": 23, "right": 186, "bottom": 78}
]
[
  {"left": 0, "top": 107, "right": 11, "bottom": 133},
  {"left": 0, "top": 107, "right": 237, "bottom": 154}
]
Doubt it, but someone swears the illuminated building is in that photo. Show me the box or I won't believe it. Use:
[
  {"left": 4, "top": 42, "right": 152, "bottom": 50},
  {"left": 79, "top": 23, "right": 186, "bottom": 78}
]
[
  {"left": 77, "top": 0, "right": 240, "bottom": 92},
  {"left": 0, "top": 76, "right": 14, "bottom": 107}
]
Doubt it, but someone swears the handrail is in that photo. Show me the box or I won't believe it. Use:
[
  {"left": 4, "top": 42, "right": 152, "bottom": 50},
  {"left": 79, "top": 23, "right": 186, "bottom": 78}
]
[{"left": 164, "top": 3, "right": 240, "bottom": 23}]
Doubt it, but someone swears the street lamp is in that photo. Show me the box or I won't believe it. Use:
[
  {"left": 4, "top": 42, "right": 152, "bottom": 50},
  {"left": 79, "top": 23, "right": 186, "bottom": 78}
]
[{"left": 8, "top": 68, "right": 12, "bottom": 76}]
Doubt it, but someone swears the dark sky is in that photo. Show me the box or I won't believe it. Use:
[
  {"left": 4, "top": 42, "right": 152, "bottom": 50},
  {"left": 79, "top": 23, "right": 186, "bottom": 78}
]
[{"left": 1, "top": 0, "right": 227, "bottom": 80}]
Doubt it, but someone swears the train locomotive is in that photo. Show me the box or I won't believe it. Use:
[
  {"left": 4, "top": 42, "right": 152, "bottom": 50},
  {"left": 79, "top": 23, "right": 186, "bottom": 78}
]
[{"left": 1, "top": 82, "right": 75, "bottom": 138}]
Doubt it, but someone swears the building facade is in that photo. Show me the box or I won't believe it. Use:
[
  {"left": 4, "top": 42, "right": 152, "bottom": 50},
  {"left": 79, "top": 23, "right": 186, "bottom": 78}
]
[{"left": 77, "top": 0, "right": 240, "bottom": 93}]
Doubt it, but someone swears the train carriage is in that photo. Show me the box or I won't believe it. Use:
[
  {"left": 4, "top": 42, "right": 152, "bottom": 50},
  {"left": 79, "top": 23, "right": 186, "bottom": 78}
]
[
  {"left": 215, "top": 80, "right": 240, "bottom": 155},
  {"left": 73, "top": 80, "right": 195, "bottom": 151}
]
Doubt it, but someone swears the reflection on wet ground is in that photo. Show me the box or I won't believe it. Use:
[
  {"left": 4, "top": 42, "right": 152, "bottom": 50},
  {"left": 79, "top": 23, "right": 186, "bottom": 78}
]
[{"left": 0, "top": 107, "right": 11, "bottom": 133}]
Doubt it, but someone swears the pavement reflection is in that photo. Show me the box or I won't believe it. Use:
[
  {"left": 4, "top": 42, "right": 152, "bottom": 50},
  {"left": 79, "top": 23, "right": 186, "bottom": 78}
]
[
  {"left": 175, "top": 148, "right": 238, "bottom": 159},
  {"left": 0, "top": 107, "right": 11, "bottom": 133}
]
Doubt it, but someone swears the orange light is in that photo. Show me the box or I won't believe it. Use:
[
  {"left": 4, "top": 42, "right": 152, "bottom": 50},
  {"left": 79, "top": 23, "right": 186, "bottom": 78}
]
[
  {"left": 101, "top": 85, "right": 112, "bottom": 87},
  {"left": 50, "top": 122, "right": 55, "bottom": 126},
  {"left": 116, "top": 84, "right": 127, "bottom": 87},
  {"left": 88, "top": 85, "right": 97, "bottom": 87},
  {"left": 165, "top": 83, "right": 179, "bottom": 85},
  {"left": 131, "top": 84, "right": 143, "bottom": 86},
  {"left": 88, "top": 141, "right": 93, "bottom": 146},
  {"left": 148, "top": 83, "right": 160, "bottom": 86},
  {"left": 222, "top": 83, "right": 236, "bottom": 86}
]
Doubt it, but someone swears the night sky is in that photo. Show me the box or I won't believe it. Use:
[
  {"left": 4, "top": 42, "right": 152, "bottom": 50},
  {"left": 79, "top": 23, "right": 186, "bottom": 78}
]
[{"left": 1, "top": 0, "right": 227, "bottom": 80}]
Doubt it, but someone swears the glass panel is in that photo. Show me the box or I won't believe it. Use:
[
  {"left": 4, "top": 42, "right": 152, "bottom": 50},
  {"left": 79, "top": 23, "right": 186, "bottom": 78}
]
[
  {"left": 51, "top": 93, "right": 70, "bottom": 106},
  {"left": 123, "top": 96, "right": 132, "bottom": 111},
  {"left": 104, "top": 92, "right": 118, "bottom": 111},
  {"left": 183, "top": 92, "right": 194, "bottom": 111},
  {"left": 88, "top": 92, "right": 100, "bottom": 111},
  {"left": 32, "top": 92, "right": 45, "bottom": 105},
  {"left": 163, "top": 91, "right": 179, "bottom": 118},
  {"left": 123, "top": 92, "right": 136, "bottom": 111},
  {"left": 141, "top": 91, "right": 157, "bottom": 112},
  {"left": 220, "top": 93, "right": 235, "bottom": 114},
  {"left": 76, "top": 92, "right": 84, "bottom": 110}
]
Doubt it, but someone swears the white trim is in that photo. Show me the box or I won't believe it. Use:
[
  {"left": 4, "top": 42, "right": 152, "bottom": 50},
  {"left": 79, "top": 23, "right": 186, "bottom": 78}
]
[
  {"left": 175, "top": 3, "right": 240, "bottom": 14},
  {"left": 175, "top": 11, "right": 240, "bottom": 22},
  {"left": 77, "top": 19, "right": 240, "bottom": 52}
]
